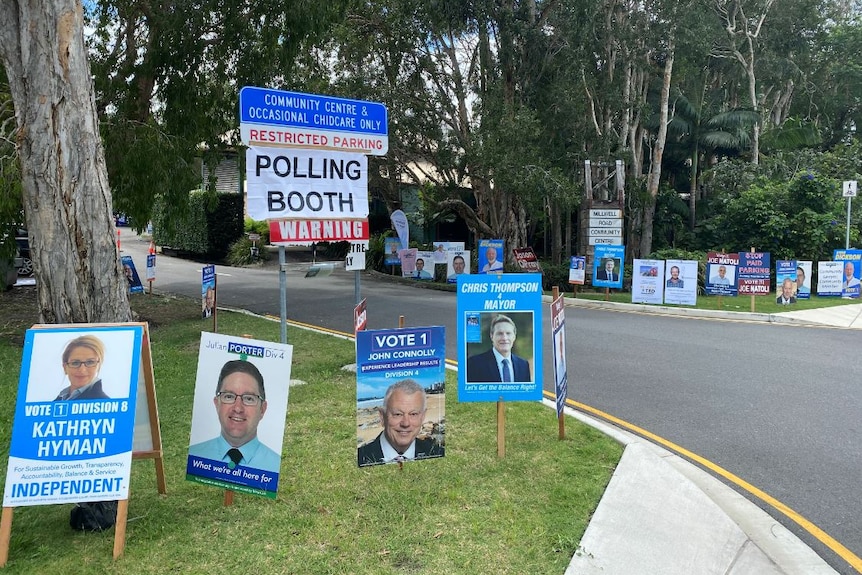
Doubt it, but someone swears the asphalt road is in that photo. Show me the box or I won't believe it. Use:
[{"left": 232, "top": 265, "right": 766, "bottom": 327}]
[{"left": 121, "top": 230, "right": 861, "bottom": 574}]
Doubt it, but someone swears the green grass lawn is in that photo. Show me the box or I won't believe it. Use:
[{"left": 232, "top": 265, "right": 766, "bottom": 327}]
[{"left": 0, "top": 289, "right": 621, "bottom": 575}]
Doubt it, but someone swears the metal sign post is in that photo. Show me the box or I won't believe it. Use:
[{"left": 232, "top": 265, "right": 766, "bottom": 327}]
[{"left": 843, "top": 180, "right": 857, "bottom": 249}]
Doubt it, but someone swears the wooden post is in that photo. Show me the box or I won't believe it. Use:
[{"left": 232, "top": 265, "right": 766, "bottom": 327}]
[
  {"left": 224, "top": 490, "right": 234, "bottom": 507},
  {"left": 399, "top": 315, "right": 405, "bottom": 328},
  {"left": 496, "top": 398, "right": 506, "bottom": 458},
  {"left": 0, "top": 508, "right": 13, "bottom": 567},
  {"left": 112, "top": 499, "right": 130, "bottom": 559},
  {"left": 605, "top": 287, "right": 610, "bottom": 301},
  {"left": 717, "top": 295, "right": 722, "bottom": 310}
]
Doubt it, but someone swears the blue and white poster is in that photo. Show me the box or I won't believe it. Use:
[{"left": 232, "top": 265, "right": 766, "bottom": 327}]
[
  {"left": 384, "top": 237, "right": 402, "bottom": 266},
  {"left": 592, "top": 245, "right": 625, "bottom": 289},
  {"left": 776, "top": 260, "right": 798, "bottom": 302},
  {"left": 355, "top": 327, "right": 446, "bottom": 467},
  {"left": 795, "top": 261, "right": 812, "bottom": 300},
  {"left": 631, "top": 259, "right": 665, "bottom": 305},
  {"left": 202, "top": 264, "right": 216, "bottom": 319},
  {"left": 569, "top": 256, "right": 586, "bottom": 285},
  {"left": 817, "top": 261, "right": 843, "bottom": 297},
  {"left": 550, "top": 294, "right": 567, "bottom": 417},
  {"left": 3, "top": 325, "right": 143, "bottom": 507},
  {"left": 834, "top": 249, "right": 862, "bottom": 298},
  {"left": 186, "top": 333, "right": 293, "bottom": 498},
  {"left": 478, "top": 239, "right": 505, "bottom": 274},
  {"left": 121, "top": 255, "right": 144, "bottom": 294},
  {"left": 457, "top": 274, "right": 543, "bottom": 402}
]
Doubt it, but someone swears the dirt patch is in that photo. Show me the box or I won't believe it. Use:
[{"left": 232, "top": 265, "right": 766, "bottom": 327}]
[
  {"left": 0, "top": 286, "right": 200, "bottom": 345},
  {"left": 0, "top": 286, "right": 38, "bottom": 346}
]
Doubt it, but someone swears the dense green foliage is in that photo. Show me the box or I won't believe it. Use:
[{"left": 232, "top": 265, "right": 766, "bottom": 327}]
[{"left": 152, "top": 191, "right": 243, "bottom": 259}]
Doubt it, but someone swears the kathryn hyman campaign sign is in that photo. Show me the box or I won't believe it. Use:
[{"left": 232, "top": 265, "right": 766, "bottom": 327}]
[
  {"left": 3, "top": 326, "right": 143, "bottom": 507},
  {"left": 246, "top": 147, "right": 368, "bottom": 221}
]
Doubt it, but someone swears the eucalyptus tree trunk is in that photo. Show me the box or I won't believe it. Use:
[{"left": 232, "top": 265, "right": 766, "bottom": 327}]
[
  {"left": 639, "top": 37, "right": 675, "bottom": 259},
  {"left": 0, "top": 0, "right": 132, "bottom": 323}
]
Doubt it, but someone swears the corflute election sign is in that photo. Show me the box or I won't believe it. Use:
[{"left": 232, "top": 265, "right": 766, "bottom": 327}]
[{"left": 4, "top": 326, "right": 143, "bottom": 507}]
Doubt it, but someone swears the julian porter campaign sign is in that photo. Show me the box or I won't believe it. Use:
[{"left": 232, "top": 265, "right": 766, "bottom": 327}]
[
  {"left": 186, "top": 333, "right": 293, "bottom": 499},
  {"left": 3, "top": 326, "right": 143, "bottom": 507}
]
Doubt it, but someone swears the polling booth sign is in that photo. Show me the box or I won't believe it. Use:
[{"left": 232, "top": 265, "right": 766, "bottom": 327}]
[
  {"left": 3, "top": 325, "right": 144, "bottom": 508},
  {"left": 245, "top": 147, "right": 368, "bottom": 221}
]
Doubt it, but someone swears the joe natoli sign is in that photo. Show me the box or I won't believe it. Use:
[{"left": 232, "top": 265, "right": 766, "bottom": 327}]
[{"left": 246, "top": 146, "right": 368, "bottom": 221}]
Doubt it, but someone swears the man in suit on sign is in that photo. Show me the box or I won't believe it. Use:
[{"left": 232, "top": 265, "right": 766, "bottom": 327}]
[
  {"left": 357, "top": 379, "right": 444, "bottom": 467},
  {"left": 466, "top": 314, "right": 531, "bottom": 383},
  {"left": 596, "top": 258, "right": 618, "bottom": 282}
]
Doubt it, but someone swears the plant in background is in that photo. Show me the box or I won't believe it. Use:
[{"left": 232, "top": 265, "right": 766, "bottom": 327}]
[
  {"left": 244, "top": 218, "right": 270, "bottom": 245},
  {"left": 226, "top": 236, "right": 270, "bottom": 267}
]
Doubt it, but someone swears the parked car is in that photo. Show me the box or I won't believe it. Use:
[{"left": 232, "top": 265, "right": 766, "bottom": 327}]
[{"left": 14, "top": 230, "right": 33, "bottom": 277}]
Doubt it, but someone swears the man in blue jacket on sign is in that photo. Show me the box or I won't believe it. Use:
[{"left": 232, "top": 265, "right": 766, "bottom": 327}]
[{"left": 189, "top": 360, "right": 280, "bottom": 473}]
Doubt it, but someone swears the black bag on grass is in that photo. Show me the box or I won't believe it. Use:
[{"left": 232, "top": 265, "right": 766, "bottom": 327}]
[{"left": 70, "top": 500, "right": 118, "bottom": 531}]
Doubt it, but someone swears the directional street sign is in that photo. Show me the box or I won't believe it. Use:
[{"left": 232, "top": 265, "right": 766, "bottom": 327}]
[{"left": 239, "top": 87, "right": 388, "bottom": 155}]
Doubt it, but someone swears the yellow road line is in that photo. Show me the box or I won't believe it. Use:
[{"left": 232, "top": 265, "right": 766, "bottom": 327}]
[{"left": 548, "top": 391, "right": 862, "bottom": 573}]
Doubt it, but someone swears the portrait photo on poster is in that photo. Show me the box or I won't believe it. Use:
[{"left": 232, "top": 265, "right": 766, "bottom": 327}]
[
  {"left": 24, "top": 328, "right": 138, "bottom": 403},
  {"left": 465, "top": 311, "right": 534, "bottom": 384},
  {"left": 187, "top": 334, "right": 292, "bottom": 477}
]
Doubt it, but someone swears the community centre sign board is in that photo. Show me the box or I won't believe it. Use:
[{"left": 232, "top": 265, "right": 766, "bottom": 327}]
[
  {"left": 3, "top": 326, "right": 144, "bottom": 507},
  {"left": 239, "top": 87, "right": 388, "bottom": 155}
]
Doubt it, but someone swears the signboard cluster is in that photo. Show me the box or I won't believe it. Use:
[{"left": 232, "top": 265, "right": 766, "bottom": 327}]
[{"left": 241, "top": 86, "right": 388, "bottom": 262}]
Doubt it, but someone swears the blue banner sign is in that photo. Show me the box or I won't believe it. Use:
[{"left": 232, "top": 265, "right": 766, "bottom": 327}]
[{"left": 240, "top": 87, "right": 387, "bottom": 135}]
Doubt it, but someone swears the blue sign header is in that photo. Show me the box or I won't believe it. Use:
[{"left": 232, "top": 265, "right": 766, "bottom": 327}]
[{"left": 239, "top": 87, "right": 387, "bottom": 136}]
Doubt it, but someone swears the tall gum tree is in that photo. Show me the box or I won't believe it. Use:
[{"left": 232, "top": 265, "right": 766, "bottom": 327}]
[{"left": 0, "top": 0, "right": 132, "bottom": 322}]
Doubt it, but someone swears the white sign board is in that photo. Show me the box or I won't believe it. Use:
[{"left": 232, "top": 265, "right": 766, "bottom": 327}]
[
  {"left": 589, "top": 218, "right": 623, "bottom": 228},
  {"left": 589, "top": 228, "right": 622, "bottom": 238},
  {"left": 345, "top": 242, "right": 369, "bottom": 271},
  {"left": 246, "top": 147, "right": 368, "bottom": 221},
  {"left": 843, "top": 180, "right": 858, "bottom": 197},
  {"left": 589, "top": 209, "right": 622, "bottom": 218},
  {"left": 589, "top": 237, "right": 622, "bottom": 245}
]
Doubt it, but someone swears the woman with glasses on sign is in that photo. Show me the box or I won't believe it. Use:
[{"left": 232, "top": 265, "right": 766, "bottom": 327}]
[
  {"left": 55, "top": 335, "right": 110, "bottom": 400},
  {"left": 188, "top": 360, "right": 280, "bottom": 473}
]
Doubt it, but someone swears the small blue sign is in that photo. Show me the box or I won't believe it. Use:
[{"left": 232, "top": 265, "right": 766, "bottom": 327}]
[{"left": 239, "top": 87, "right": 387, "bottom": 136}]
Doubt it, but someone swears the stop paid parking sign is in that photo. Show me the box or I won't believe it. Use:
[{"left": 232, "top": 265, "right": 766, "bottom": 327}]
[{"left": 246, "top": 146, "right": 369, "bottom": 221}]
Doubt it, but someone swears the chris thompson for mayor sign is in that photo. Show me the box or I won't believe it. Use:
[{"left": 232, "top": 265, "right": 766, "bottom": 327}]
[{"left": 3, "top": 326, "right": 143, "bottom": 507}]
